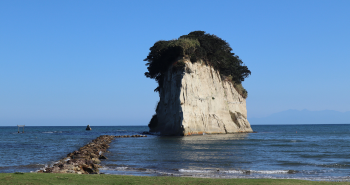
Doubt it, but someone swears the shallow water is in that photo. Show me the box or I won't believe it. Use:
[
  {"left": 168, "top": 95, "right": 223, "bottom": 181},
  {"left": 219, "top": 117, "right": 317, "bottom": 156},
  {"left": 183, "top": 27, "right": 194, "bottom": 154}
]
[{"left": 1, "top": 125, "right": 350, "bottom": 181}]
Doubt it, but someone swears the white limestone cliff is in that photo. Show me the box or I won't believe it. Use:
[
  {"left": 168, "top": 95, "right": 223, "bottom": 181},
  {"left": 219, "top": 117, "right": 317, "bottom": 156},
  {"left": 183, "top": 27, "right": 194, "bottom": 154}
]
[{"left": 152, "top": 58, "right": 253, "bottom": 135}]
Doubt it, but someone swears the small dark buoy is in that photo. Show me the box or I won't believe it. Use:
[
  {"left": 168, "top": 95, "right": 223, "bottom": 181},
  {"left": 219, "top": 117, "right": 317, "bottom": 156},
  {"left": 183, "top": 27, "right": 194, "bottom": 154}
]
[
  {"left": 86, "top": 125, "right": 92, "bottom": 131},
  {"left": 17, "top": 125, "right": 25, "bottom": 133}
]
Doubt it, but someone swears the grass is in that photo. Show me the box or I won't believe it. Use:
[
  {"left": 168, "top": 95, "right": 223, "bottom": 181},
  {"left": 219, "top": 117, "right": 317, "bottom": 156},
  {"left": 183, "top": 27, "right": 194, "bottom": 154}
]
[{"left": 0, "top": 173, "right": 349, "bottom": 185}]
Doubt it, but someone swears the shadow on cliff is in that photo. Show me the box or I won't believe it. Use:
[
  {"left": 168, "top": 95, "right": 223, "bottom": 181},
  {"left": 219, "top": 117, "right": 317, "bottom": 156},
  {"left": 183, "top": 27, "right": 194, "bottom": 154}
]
[{"left": 149, "top": 66, "right": 186, "bottom": 136}]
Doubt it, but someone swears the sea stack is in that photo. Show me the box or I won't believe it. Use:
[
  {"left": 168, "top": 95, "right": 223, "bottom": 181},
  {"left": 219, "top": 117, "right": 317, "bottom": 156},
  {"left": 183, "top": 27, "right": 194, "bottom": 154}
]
[
  {"left": 144, "top": 31, "right": 253, "bottom": 135},
  {"left": 86, "top": 125, "right": 92, "bottom": 130}
]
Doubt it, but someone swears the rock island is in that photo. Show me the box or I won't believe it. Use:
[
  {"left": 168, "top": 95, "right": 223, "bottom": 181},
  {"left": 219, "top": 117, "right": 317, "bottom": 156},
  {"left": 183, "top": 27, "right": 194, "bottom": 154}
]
[{"left": 144, "top": 31, "right": 253, "bottom": 135}]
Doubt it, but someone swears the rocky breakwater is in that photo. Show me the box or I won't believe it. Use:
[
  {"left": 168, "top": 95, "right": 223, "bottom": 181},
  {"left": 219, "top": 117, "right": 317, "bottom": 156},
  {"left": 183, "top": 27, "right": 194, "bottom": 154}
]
[
  {"left": 151, "top": 59, "right": 253, "bottom": 135},
  {"left": 38, "top": 134, "right": 147, "bottom": 174}
]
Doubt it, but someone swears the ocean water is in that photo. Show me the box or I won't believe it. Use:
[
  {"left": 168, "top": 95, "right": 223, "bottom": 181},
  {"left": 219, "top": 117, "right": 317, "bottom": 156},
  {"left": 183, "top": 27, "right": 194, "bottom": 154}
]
[{"left": 0, "top": 125, "right": 350, "bottom": 181}]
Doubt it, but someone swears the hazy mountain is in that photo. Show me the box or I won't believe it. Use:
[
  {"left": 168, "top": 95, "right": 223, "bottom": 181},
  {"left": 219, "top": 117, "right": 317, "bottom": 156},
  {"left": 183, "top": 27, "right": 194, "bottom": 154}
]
[{"left": 248, "top": 109, "right": 350, "bottom": 125}]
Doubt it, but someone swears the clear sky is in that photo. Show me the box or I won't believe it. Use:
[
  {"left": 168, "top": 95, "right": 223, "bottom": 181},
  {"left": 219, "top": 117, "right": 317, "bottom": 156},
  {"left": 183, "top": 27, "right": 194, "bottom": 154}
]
[{"left": 0, "top": 0, "right": 349, "bottom": 126}]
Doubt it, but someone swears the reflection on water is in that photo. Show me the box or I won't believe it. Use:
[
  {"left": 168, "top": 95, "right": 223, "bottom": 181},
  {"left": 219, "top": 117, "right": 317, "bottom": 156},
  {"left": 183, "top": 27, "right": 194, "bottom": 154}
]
[
  {"left": 104, "top": 132, "right": 252, "bottom": 175},
  {"left": 175, "top": 134, "right": 249, "bottom": 168},
  {"left": 179, "top": 133, "right": 249, "bottom": 141}
]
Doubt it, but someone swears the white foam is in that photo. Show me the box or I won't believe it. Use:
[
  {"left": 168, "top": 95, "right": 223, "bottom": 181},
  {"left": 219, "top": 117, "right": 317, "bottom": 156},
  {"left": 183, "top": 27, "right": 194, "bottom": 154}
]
[
  {"left": 99, "top": 167, "right": 110, "bottom": 170},
  {"left": 42, "top": 132, "right": 53, "bottom": 134},
  {"left": 250, "top": 170, "right": 290, "bottom": 174},
  {"left": 116, "top": 167, "right": 129, "bottom": 170},
  {"left": 224, "top": 170, "right": 245, "bottom": 174},
  {"left": 179, "top": 169, "right": 211, "bottom": 173},
  {"left": 179, "top": 169, "right": 290, "bottom": 174},
  {"left": 98, "top": 166, "right": 129, "bottom": 171},
  {"left": 40, "top": 164, "right": 48, "bottom": 171}
]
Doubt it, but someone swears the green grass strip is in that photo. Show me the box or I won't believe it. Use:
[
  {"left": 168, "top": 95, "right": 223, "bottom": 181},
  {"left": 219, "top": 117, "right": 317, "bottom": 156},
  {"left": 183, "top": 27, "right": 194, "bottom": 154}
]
[{"left": 0, "top": 173, "right": 348, "bottom": 185}]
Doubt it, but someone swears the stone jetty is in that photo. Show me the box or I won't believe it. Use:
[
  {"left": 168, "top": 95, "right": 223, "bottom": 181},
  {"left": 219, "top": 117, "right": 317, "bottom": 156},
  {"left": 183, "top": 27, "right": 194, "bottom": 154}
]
[{"left": 38, "top": 134, "right": 147, "bottom": 174}]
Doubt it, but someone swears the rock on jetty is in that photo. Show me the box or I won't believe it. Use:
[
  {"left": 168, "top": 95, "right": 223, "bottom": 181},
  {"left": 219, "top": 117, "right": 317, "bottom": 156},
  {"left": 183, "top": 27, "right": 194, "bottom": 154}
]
[{"left": 38, "top": 134, "right": 147, "bottom": 174}]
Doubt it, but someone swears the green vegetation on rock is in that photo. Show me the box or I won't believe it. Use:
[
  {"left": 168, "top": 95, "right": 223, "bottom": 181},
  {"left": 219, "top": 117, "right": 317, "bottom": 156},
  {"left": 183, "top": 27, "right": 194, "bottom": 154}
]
[{"left": 144, "top": 31, "right": 251, "bottom": 98}]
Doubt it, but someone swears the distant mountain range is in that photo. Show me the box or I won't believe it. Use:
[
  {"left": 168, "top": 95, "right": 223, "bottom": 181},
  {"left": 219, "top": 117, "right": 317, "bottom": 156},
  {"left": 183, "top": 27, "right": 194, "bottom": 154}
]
[{"left": 248, "top": 109, "right": 350, "bottom": 125}]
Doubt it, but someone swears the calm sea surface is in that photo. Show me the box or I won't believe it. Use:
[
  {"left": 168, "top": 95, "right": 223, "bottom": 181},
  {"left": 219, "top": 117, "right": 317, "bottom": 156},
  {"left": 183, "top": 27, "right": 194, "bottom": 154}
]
[{"left": 0, "top": 125, "right": 350, "bottom": 181}]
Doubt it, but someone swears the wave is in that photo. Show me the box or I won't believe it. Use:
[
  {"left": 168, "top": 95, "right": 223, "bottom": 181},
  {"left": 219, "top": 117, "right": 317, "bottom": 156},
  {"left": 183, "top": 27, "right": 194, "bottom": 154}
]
[
  {"left": 249, "top": 170, "right": 294, "bottom": 174},
  {"left": 115, "top": 167, "right": 129, "bottom": 170},
  {"left": 178, "top": 169, "right": 295, "bottom": 174},
  {"left": 0, "top": 163, "right": 46, "bottom": 169},
  {"left": 178, "top": 169, "right": 212, "bottom": 173},
  {"left": 100, "top": 167, "right": 124, "bottom": 171},
  {"left": 316, "top": 163, "right": 349, "bottom": 168},
  {"left": 99, "top": 166, "right": 350, "bottom": 181},
  {"left": 102, "top": 165, "right": 297, "bottom": 175}
]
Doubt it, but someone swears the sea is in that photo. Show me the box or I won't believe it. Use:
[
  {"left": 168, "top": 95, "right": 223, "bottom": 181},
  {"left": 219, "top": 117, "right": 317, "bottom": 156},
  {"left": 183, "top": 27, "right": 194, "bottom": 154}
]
[{"left": 0, "top": 124, "right": 350, "bottom": 181}]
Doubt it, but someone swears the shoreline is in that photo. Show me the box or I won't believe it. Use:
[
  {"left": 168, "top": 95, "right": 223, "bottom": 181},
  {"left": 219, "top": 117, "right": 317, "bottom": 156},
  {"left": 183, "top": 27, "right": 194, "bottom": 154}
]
[{"left": 98, "top": 167, "right": 350, "bottom": 182}]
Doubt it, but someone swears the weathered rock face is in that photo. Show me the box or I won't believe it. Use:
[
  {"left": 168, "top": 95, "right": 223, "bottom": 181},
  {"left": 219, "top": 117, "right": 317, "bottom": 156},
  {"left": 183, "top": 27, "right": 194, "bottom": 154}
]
[{"left": 152, "top": 59, "right": 253, "bottom": 135}]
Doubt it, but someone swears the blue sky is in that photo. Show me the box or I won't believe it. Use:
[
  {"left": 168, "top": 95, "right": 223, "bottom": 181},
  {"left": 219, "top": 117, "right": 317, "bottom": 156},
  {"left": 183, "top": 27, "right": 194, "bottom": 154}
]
[{"left": 0, "top": 0, "right": 349, "bottom": 126}]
